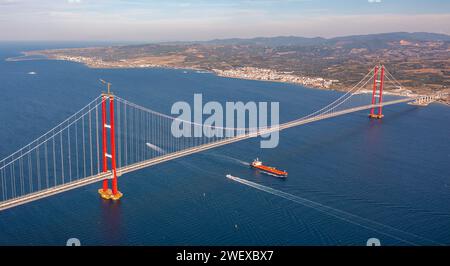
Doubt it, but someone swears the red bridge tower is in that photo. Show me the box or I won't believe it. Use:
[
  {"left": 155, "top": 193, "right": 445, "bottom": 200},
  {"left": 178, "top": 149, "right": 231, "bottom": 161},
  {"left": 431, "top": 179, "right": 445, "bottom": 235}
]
[
  {"left": 98, "top": 81, "right": 123, "bottom": 200},
  {"left": 369, "top": 65, "right": 385, "bottom": 119}
]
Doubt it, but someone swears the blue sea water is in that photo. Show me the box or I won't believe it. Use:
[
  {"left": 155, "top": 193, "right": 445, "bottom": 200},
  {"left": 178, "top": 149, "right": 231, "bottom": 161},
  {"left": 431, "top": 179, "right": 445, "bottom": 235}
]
[{"left": 0, "top": 42, "right": 449, "bottom": 246}]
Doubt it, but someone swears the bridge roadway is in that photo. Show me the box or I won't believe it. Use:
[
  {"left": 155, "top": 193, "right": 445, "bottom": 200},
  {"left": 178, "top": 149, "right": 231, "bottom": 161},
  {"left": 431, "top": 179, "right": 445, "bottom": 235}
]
[{"left": 0, "top": 97, "right": 415, "bottom": 211}]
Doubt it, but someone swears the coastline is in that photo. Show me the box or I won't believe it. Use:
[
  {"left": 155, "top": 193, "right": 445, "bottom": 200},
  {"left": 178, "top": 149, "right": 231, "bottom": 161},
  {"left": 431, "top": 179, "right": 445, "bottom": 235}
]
[{"left": 8, "top": 52, "right": 450, "bottom": 106}]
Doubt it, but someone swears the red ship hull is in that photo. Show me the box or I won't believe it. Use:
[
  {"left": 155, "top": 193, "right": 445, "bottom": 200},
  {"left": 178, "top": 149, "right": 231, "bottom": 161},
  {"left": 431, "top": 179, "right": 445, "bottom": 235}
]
[{"left": 251, "top": 162, "right": 288, "bottom": 177}]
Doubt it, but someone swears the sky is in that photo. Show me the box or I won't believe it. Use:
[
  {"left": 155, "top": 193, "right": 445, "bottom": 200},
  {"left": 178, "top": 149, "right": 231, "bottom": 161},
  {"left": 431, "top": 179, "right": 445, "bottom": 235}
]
[{"left": 0, "top": 0, "right": 449, "bottom": 42}]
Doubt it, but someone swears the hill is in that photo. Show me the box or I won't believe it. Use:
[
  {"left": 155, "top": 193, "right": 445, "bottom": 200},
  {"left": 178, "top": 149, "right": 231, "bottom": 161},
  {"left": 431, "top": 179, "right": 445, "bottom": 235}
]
[{"left": 24, "top": 32, "right": 450, "bottom": 101}]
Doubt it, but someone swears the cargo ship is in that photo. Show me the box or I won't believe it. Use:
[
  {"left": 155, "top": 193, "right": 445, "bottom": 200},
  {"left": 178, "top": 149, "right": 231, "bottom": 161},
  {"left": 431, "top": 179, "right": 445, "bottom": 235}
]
[{"left": 250, "top": 158, "right": 288, "bottom": 178}]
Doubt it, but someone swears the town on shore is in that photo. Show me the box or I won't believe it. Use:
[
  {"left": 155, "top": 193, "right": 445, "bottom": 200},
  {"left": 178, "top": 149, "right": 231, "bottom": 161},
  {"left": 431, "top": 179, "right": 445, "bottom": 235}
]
[{"left": 214, "top": 67, "right": 337, "bottom": 90}]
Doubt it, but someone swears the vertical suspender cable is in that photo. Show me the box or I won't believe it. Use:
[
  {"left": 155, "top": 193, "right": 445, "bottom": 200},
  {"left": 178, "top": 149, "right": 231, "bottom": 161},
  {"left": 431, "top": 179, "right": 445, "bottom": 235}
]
[
  {"left": 52, "top": 133, "right": 56, "bottom": 186},
  {"left": 75, "top": 115, "right": 79, "bottom": 179},
  {"left": 68, "top": 125, "right": 72, "bottom": 182},
  {"left": 60, "top": 132, "right": 64, "bottom": 184},
  {"left": 36, "top": 142, "right": 41, "bottom": 190},
  {"left": 45, "top": 141, "right": 49, "bottom": 188},
  {"left": 82, "top": 115, "right": 86, "bottom": 178},
  {"left": 96, "top": 103, "right": 100, "bottom": 174},
  {"left": 89, "top": 107, "right": 93, "bottom": 176}
]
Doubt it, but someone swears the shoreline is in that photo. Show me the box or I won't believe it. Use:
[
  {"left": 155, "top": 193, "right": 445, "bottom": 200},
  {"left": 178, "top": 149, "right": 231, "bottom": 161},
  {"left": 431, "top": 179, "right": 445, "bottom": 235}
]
[{"left": 8, "top": 52, "right": 450, "bottom": 106}]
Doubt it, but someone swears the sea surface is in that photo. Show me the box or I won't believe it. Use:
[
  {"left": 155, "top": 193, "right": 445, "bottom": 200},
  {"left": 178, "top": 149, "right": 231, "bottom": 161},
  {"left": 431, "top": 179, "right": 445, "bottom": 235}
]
[{"left": 0, "top": 42, "right": 449, "bottom": 246}]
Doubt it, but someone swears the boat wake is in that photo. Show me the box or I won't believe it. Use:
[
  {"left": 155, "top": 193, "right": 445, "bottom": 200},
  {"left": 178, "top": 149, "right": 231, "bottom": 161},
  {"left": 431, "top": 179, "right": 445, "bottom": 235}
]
[
  {"left": 206, "top": 153, "right": 250, "bottom": 166},
  {"left": 226, "top": 174, "right": 442, "bottom": 246},
  {"left": 145, "top": 142, "right": 165, "bottom": 154}
]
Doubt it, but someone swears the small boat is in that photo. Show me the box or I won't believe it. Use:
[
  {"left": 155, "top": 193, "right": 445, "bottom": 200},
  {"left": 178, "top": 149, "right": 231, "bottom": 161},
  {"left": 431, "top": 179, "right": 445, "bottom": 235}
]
[
  {"left": 250, "top": 158, "right": 288, "bottom": 178},
  {"left": 27, "top": 71, "right": 37, "bottom": 75}
]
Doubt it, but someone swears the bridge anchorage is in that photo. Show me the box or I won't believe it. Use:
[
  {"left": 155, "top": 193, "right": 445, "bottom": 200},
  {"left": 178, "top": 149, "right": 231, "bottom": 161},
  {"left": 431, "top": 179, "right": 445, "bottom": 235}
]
[
  {"left": 408, "top": 92, "right": 447, "bottom": 106},
  {"left": 0, "top": 65, "right": 447, "bottom": 211}
]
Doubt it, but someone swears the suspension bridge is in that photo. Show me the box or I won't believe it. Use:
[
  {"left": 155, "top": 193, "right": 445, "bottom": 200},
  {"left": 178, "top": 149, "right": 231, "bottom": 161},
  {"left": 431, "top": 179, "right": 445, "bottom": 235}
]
[{"left": 0, "top": 65, "right": 446, "bottom": 211}]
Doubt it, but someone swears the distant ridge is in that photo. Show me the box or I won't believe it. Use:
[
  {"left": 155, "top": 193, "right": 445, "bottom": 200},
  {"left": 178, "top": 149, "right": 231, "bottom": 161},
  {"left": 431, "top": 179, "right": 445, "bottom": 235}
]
[
  {"left": 201, "top": 36, "right": 327, "bottom": 46},
  {"left": 160, "top": 32, "right": 450, "bottom": 47}
]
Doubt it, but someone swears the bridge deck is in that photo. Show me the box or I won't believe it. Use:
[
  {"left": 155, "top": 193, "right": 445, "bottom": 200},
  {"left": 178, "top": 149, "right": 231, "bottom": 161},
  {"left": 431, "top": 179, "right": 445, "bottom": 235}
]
[{"left": 0, "top": 97, "right": 415, "bottom": 211}]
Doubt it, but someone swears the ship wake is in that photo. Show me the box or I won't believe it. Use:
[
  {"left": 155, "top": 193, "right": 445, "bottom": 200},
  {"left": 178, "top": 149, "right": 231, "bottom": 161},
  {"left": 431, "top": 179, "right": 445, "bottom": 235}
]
[{"left": 226, "top": 175, "right": 441, "bottom": 246}]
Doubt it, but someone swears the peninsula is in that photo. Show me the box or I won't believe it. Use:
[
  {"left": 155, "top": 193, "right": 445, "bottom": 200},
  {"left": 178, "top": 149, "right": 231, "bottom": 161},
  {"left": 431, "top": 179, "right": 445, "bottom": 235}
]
[{"left": 17, "top": 32, "right": 450, "bottom": 104}]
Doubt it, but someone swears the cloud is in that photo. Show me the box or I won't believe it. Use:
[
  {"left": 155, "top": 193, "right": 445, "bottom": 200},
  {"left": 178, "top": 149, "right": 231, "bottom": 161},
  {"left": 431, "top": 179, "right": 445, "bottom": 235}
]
[
  {"left": 368, "top": 0, "right": 382, "bottom": 3},
  {"left": 0, "top": 0, "right": 448, "bottom": 41},
  {"left": 0, "top": 0, "right": 19, "bottom": 5}
]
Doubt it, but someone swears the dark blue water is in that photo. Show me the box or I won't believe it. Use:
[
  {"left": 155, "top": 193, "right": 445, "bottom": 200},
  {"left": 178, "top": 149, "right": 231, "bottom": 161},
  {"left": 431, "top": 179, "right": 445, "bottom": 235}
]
[{"left": 0, "top": 43, "right": 449, "bottom": 246}]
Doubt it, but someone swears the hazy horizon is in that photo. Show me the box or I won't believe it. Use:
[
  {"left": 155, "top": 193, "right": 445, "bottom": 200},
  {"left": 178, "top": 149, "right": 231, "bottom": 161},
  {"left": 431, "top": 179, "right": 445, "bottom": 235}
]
[
  {"left": 1, "top": 31, "right": 449, "bottom": 45},
  {"left": 1, "top": 0, "right": 449, "bottom": 42}
]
